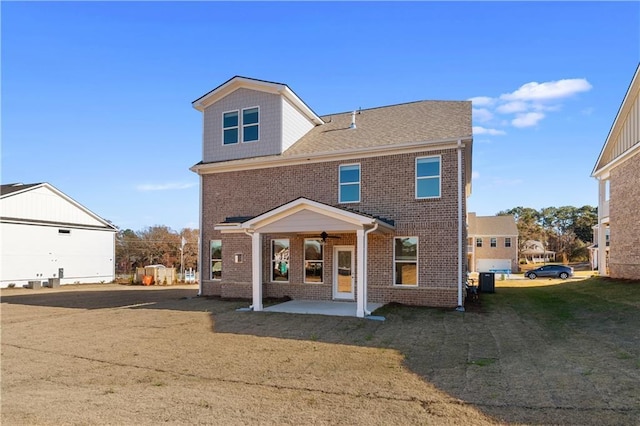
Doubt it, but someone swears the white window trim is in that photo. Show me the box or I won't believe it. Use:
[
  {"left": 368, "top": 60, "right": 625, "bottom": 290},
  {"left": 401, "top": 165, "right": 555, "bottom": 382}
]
[
  {"left": 271, "top": 238, "right": 290, "bottom": 283},
  {"left": 338, "top": 163, "right": 361, "bottom": 204},
  {"left": 210, "top": 239, "right": 222, "bottom": 281},
  {"left": 505, "top": 237, "right": 512, "bottom": 248},
  {"left": 303, "top": 238, "right": 324, "bottom": 284},
  {"left": 415, "top": 155, "right": 442, "bottom": 199},
  {"left": 241, "top": 106, "right": 260, "bottom": 143},
  {"left": 222, "top": 110, "right": 239, "bottom": 146},
  {"left": 393, "top": 236, "right": 419, "bottom": 287},
  {"left": 476, "top": 237, "right": 483, "bottom": 248}
]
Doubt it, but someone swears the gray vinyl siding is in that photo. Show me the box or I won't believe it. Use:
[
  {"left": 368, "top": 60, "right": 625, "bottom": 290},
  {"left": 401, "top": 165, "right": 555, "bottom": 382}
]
[{"left": 202, "top": 88, "right": 283, "bottom": 163}]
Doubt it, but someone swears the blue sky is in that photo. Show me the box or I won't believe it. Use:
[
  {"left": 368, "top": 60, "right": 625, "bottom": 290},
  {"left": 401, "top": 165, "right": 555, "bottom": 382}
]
[{"left": 2, "top": 1, "right": 639, "bottom": 232}]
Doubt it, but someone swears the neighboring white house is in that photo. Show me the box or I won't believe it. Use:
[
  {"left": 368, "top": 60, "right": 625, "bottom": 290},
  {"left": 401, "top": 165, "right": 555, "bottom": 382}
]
[{"left": 0, "top": 183, "right": 117, "bottom": 288}]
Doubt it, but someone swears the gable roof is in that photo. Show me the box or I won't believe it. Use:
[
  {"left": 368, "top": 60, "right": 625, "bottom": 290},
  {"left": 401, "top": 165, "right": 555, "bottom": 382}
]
[
  {"left": 0, "top": 182, "right": 117, "bottom": 231},
  {"left": 592, "top": 63, "right": 640, "bottom": 177},
  {"left": 468, "top": 213, "right": 518, "bottom": 236},
  {"left": 0, "top": 182, "right": 42, "bottom": 196},
  {"left": 192, "top": 75, "right": 324, "bottom": 125}
]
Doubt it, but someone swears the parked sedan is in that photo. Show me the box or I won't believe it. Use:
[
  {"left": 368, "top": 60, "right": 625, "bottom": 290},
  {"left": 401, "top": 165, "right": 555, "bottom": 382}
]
[{"left": 524, "top": 265, "right": 574, "bottom": 280}]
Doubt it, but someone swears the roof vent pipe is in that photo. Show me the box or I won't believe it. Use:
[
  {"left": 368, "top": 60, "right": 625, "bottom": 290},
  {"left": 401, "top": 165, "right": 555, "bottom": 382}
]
[{"left": 350, "top": 111, "right": 357, "bottom": 129}]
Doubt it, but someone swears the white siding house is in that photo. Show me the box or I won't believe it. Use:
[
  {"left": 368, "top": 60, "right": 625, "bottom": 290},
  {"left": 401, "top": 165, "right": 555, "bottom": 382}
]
[{"left": 1, "top": 183, "right": 117, "bottom": 288}]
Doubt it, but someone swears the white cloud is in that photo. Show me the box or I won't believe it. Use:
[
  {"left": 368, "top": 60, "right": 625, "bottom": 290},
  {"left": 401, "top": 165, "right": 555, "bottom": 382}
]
[
  {"left": 511, "top": 112, "right": 545, "bottom": 128},
  {"left": 136, "top": 182, "right": 197, "bottom": 191},
  {"left": 500, "top": 78, "right": 592, "bottom": 102},
  {"left": 473, "top": 108, "right": 494, "bottom": 123},
  {"left": 473, "top": 126, "right": 506, "bottom": 135},
  {"left": 496, "top": 101, "right": 528, "bottom": 114},
  {"left": 468, "top": 96, "right": 496, "bottom": 106}
]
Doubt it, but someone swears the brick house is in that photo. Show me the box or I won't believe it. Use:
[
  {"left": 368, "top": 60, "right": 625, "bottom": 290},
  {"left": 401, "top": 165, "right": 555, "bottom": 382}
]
[
  {"left": 466, "top": 213, "right": 518, "bottom": 274},
  {"left": 592, "top": 64, "right": 640, "bottom": 280},
  {"left": 190, "top": 76, "right": 473, "bottom": 316}
]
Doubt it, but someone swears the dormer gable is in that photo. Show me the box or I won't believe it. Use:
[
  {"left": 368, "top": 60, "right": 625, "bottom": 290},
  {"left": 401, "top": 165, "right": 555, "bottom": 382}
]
[{"left": 193, "top": 76, "right": 324, "bottom": 164}]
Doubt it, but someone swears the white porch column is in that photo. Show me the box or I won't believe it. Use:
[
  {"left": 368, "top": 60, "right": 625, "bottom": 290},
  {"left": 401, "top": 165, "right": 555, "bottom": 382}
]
[
  {"left": 597, "top": 179, "right": 608, "bottom": 276},
  {"left": 356, "top": 229, "right": 365, "bottom": 318},
  {"left": 251, "top": 232, "right": 263, "bottom": 311}
]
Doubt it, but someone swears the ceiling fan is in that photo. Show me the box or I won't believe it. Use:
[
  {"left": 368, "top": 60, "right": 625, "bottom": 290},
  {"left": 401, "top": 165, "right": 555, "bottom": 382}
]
[{"left": 319, "top": 231, "right": 341, "bottom": 243}]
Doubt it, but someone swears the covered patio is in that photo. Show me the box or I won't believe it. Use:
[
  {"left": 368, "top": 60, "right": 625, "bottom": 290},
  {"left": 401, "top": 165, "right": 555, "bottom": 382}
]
[{"left": 216, "top": 198, "right": 394, "bottom": 318}]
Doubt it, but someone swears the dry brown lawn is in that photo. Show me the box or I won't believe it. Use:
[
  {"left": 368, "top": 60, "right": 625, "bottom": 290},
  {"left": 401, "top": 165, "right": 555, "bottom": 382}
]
[{"left": 2, "top": 278, "right": 639, "bottom": 425}]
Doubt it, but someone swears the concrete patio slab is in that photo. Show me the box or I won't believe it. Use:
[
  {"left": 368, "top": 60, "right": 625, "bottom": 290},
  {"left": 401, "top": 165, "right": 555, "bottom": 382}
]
[{"left": 260, "top": 300, "right": 383, "bottom": 318}]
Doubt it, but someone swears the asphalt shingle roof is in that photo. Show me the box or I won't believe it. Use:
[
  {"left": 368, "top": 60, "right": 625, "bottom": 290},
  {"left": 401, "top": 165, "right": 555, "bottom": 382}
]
[{"left": 283, "top": 100, "right": 472, "bottom": 157}]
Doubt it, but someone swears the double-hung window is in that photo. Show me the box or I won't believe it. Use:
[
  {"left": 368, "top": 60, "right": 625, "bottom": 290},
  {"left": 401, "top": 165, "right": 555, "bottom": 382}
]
[
  {"left": 476, "top": 238, "right": 483, "bottom": 248},
  {"left": 223, "top": 111, "right": 239, "bottom": 145},
  {"left": 210, "top": 240, "right": 222, "bottom": 280},
  {"left": 490, "top": 237, "right": 497, "bottom": 248},
  {"left": 222, "top": 107, "right": 259, "bottom": 144},
  {"left": 242, "top": 107, "right": 259, "bottom": 142},
  {"left": 505, "top": 237, "right": 512, "bottom": 248},
  {"left": 394, "top": 237, "right": 418, "bottom": 286},
  {"left": 271, "top": 239, "right": 290, "bottom": 282},
  {"left": 416, "top": 156, "right": 441, "bottom": 199},
  {"left": 304, "top": 239, "right": 323, "bottom": 283},
  {"left": 339, "top": 164, "right": 360, "bottom": 203}
]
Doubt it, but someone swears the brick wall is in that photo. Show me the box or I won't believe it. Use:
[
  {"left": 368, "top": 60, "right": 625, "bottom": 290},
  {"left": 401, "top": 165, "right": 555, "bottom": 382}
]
[
  {"left": 609, "top": 151, "right": 640, "bottom": 280},
  {"left": 200, "top": 148, "right": 468, "bottom": 307}
]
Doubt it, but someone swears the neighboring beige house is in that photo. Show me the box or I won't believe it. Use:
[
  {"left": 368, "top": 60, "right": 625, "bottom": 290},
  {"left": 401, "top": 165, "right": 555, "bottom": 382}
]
[
  {"left": 592, "top": 64, "right": 640, "bottom": 280},
  {"left": 190, "top": 76, "right": 473, "bottom": 316},
  {"left": 467, "top": 213, "right": 518, "bottom": 273}
]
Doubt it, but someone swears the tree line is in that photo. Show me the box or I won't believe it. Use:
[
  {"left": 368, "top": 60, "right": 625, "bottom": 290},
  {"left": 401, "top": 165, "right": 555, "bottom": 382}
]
[
  {"left": 115, "top": 226, "right": 199, "bottom": 275},
  {"left": 497, "top": 205, "right": 598, "bottom": 263},
  {"left": 115, "top": 204, "right": 598, "bottom": 274}
]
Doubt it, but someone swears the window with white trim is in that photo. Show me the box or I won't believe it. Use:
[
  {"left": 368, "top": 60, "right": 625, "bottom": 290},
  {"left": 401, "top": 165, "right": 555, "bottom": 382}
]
[
  {"left": 242, "top": 107, "right": 259, "bottom": 142},
  {"left": 222, "top": 111, "right": 239, "bottom": 145},
  {"left": 476, "top": 238, "right": 483, "bottom": 248},
  {"left": 339, "top": 164, "right": 360, "bottom": 203},
  {"left": 490, "top": 237, "right": 497, "bottom": 248},
  {"left": 271, "top": 239, "right": 289, "bottom": 282},
  {"left": 210, "top": 240, "right": 222, "bottom": 280},
  {"left": 304, "top": 239, "right": 323, "bottom": 283},
  {"left": 505, "top": 237, "right": 512, "bottom": 248},
  {"left": 394, "top": 237, "right": 418, "bottom": 286},
  {"left": 416, "top": 156, "right": 441, "bottom": 199}
]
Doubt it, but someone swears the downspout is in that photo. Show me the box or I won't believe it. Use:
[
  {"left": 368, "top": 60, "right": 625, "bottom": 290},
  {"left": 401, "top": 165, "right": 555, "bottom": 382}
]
[
  {"left": 456, "top": 139, "right": 465, "bottom": 312},
  {"left": 363, "top": 222, "right": 379, "bottom": 316},
  {"left": 197, "top": 174, "right": 203, "bottom": 297}
]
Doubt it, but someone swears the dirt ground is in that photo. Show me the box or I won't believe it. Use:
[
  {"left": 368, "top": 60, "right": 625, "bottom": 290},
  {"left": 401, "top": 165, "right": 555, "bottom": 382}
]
[{"left": 1, "top": 280, "right": 639, "bottom": 425}]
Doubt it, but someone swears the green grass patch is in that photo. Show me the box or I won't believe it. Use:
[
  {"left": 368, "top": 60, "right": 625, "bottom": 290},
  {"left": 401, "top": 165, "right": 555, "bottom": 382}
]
[{"left": 467, "top": 358, "right": 497, "bottom": 367}]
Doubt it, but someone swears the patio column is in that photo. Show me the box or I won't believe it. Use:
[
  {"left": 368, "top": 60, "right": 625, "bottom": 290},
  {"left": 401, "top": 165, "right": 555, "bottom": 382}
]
[
  {"left": 252, "top": 231, "right": 263, "bottom": 311},
  {"left": 356, "top": 229, "right": 365, "bottom": 318}
]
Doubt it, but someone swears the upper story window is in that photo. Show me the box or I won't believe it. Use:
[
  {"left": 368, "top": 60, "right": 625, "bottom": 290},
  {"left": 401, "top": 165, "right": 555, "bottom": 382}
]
[
  {"left": 476, "top": 238, "right": 483, "bottom": 248},
  {"left": 416, "top": 156, "right": 441, "bottom": 199},
  {"left": 222, "top": 107, "right": 259, "bottom": 145},
  {"left": 505, "top": 237, "right": 512, "bottom": 248},
  {"left": 242, "top": 107, "right": 259, "bottom": 142},
  {"left": 490, "top": 237, "right": 497, "bottom": 248},
  {"left": 223, "top": 111, "right": 239, "bottom": 145},
  {"left": 339, "top": 164, "right": 360, "bottom": 203}
]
